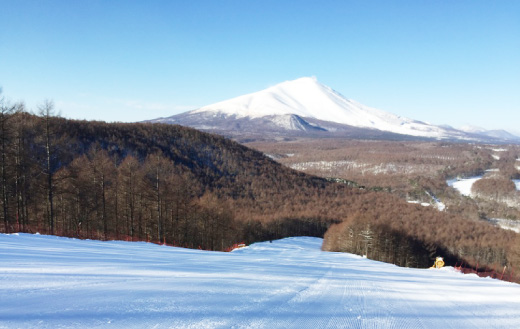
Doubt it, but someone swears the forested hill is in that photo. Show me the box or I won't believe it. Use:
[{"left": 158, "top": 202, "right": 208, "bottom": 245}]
[
  {"left": 54, "top": 115, "right": 328, "bottom": 191},
  {"left": 1, "top": 111, "right": 519, "bottom": 280},
  {"left": 1, "top": 111, "right": 336, "bottom": 245}
]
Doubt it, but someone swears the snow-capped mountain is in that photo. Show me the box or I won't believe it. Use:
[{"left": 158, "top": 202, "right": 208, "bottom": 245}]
[
  {"left": 150, "top": 77, "right": 519, "bottom": 142},
  {"left": 459, "top": 125, "right": 520, "bottom": 141}
]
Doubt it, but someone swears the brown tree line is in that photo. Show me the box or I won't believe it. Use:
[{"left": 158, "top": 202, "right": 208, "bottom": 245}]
[
  {"left": 321, "top": 191, "right": 520, "bottom": 276},
  {"left": 251, "top": 138, "right": 520, "bottom": 226},
  {"left": 472, "top": 176, "right": 518, "bottom": 202},
  {"left": 0, "top": 111, "right": 238, "bottom": 249},
  {"left": 0, "top": 101, "right": 330, "bottom": 249},
  {"left": 0, "top": 99, "right": 237, "bottom": 248}
]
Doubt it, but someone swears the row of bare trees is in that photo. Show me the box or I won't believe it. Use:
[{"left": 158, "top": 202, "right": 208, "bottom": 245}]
[
  {"left": 52, "top": 147, "right": 238, "bottom": 249},
  {"left": 0, "top": 96, "right": 240, "bottom": 249},
  {"left": 321, "top": 192, "right": 520, "bottom": 279},
  {"left": 0, "top": 96, "right": 332, "bottom": 249},
  {"left": 472, "top": 175, "right": 519, "bottom": 206}
]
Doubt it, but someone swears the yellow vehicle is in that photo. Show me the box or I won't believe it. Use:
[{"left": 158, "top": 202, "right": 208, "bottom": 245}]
[{"left": 430, "top": 257, "right": 445, "bottom": 269}]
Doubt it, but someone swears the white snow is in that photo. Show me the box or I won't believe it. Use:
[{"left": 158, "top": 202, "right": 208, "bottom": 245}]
[
  {"left": 191, "top": 77, "right": 467, "bottom": 139},
  {"left": 447, "top": 176, "right": 483, "bottom": 197},
  {"left": 425, "top": 191, "right": 446, "bottom": 211},
  {"left": 489, "top": 218, "right": 520, "bottom": 233},
  {"left": 407, "top": 200, "right": 431, "bottom": 207},
  {"left": 290, "top": 160, "right": 422, "bottom": 175},
  {"left": 407, "top": 191, "right": 446, "bottom": 211},
  {"left": 448, "top": 177, "right": 520, "bottom": 198},
  {"left": 1, "top": 234, "right": 520, "bottom": 328},
  {"left": 459, "top": 125, "right": 487, "bottom": 133},
  {"left": 492, "top": 154, "right": 501, "bottom": 160}
]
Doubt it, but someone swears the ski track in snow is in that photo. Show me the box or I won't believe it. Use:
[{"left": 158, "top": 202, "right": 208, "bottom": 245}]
[{"left": 1, "top": 234, "right": 520, "bottom": 328}]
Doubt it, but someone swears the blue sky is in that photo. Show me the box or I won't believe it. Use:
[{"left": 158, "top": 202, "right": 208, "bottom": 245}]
[{"left": 1, "top": 0, "right": 519, "bottom": 134}]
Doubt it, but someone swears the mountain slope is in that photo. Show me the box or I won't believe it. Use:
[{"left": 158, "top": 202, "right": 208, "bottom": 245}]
[
  {"left": 2, "top": 234, "right": 519, "bottom": 328},
  {"left": 192, "top": 77, "right": 457, "bottom": 138},
  {"left": 152, "top": 77, "right": 516, "bottom": 142}
]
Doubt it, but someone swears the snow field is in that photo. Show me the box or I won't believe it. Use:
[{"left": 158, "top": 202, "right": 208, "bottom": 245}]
[
  {"left": 447, "top": 176, "right": 483, "bottom": 197},
  {"left": 1, "top": 234, "right": 520, "bottom": 328},
  {"left": 448, "top": 177, "right": 520, "bottom": 197}
]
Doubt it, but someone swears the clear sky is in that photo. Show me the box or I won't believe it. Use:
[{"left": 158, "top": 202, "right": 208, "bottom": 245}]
[{"left": 1, "top": 0, "right": 519, "bottom": 134}]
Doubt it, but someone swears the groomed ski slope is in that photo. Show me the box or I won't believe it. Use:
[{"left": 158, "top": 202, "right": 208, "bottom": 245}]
[{"left": 1, "top": 234, "right": 519, "bottom": 328}]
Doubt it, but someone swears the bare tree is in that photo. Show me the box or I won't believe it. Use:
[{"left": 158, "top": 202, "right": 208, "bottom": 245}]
[
  {"left": 12, "top": 103, "right": 31, "bottom": 232},
  {"left": 38, "top": 100, "right": 57, "bottom": 234},
  {"left": 0, "top": 91, "right": 16, "bottom": 232},
  {"left": 89, "top": 147, "right": 116, "bottom": 240},
  {"left": 119, "top": 155, "right": 141, "bottom": 239},
  {"left": 143, "top": 153, "right": 174, "bottom": 243}
]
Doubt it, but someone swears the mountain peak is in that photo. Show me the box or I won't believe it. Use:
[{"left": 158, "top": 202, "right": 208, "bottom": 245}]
[
  {"left": 273, "top": 76, "right": 319, "bottom": 86},
  {"left": 192, "top": 76, "right": 358, "bottom": 122},
  {"left": 151, "top": 78, "right": 516, "bottom": 143},
  {"left": 287, "top": 76, "right": 318, "bottom": 83},
  {"left": 190, "top": 77, "right": 433, "bottom": 136}
]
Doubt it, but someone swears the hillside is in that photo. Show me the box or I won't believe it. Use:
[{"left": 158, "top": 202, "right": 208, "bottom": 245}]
[
  {"left": 1, "top": 234, "right": 519, "bottom": 328},
  {"left": 1, "top": 112, "right": 519, "bottom": 279},
  {"left": 1, "top": 112, "right": 337, "bottom": 245}
]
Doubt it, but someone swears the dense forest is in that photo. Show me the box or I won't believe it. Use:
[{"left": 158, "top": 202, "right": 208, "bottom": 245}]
[
  {"left": 1, "top": 98, "right": 519, "bottom": 281},
  {"left": 249, "top": 139, "right": 520, "bottom": 221},
  {"left": 0, "top": 100, "right": 334, "bottom": 249}
]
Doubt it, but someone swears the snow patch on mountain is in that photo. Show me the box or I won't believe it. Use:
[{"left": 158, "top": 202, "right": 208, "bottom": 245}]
[{"left": 459, "top": 125, "right": 488, "bottom": 134}]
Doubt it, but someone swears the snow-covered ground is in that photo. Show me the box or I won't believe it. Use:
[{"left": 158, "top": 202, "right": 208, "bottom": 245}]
[
  {"left": 447, "top": 177, "right": 520, "bottom": 197},
  {"left": 407, "top": 191, "right": 446, "bottom": 211},
  {"left": 448, "top": 177, "right": 520, "bottom": 233},
  {"left": 407, "top": 200, "right": 431, "bottom": 207},
  {"left": 447, "top": 176, "right": 483, "bottom": 197},
  {"left": 290, "top": 160, "right": 423, "bottom": 175},
  {"left": 1, "top": 234, "right": 520, "bottom": 329},
  {"left": 488, "top": 218, "right": 520, "bottom": 233}
]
